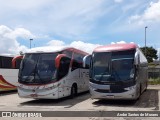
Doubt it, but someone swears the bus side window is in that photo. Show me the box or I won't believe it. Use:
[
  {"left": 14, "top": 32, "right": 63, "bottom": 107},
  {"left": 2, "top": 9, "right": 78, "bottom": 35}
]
[
  {"left": 85, "top": 56, "right": 91, "bottom": 69},
  {"left": 15, "top": 59, "right": 22, "bottom": 69},
  {"left": 62, "top": 51, "right": 73, "bottom": 59},
  {"left": 72, "top": 60, "right": 80, "bottom": 71},
  {"left": 71, "top": 53, "right": 83, "bottom": 71},
  {"left": 58, "top": 57, "right": 71, "bottom": 80},
  {"left": 0, "top": 56, "right": 2, "bottom": 68},
  {"left": 1, "top": 57, "right": 12, "bottom": 68}
]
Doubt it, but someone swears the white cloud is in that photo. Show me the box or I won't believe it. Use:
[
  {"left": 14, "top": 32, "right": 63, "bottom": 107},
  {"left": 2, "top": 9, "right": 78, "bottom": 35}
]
[
  {"left": 30, "top": 40, "right": 136, "bottom": 54},
  {"left": 114, "top": 0, "right": 123, "bottom": 3},
  {"left": 0, "top": 0, "right": 105, "bottom": 39},
  {"left": 30, "top": 40, "right": 101, "bottom": 54},
  {"left": 0, "top": 25, "right": 35, "bottom": 54},
  {"left": 69, "top": 41, "right": 101, "bottom": 53},
  {"left": 117, "top": 41, "right": 126, "bottom": 44},
  {"left": 111, "top": 41, "right": 126, "bottom": 44},
  {"left": 122, "top": 1, "right": 142, "bottom": 12},
  {"left": 47, "top": 40, "right": 65, "bottom": 46},
  {"left": 11, "top": 28, "right": 35, "bottom": 39},
  {"left": 129, "top": 0, "right": 160, "bottom": 25}
]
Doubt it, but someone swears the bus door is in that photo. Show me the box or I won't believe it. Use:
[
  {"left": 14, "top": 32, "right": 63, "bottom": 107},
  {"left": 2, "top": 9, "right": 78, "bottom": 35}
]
[
  {"left": 56, "top": 54, "right": 71, "bottom": 98},
  {"left": 79, "top": 68, "right": 89, "bottom": 91},
  {"left": 82, "top": 55, "right": 91, "bottom": 91},
  {"left": 71, "top": 59, "right": 82, "bottom": 91},
  {"left": 71, "top": 53, "right": 86, "bottom": 92}
]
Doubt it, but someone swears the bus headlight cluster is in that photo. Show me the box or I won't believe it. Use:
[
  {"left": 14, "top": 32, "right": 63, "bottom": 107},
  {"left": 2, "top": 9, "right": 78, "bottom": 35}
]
[
  {"left": 130, "top": 73, "right": 134, "bottom": 78},
  {"left": 46, "top": 83, "right": 61, "bottom": 90},
  {"left": 124, "top": 85, "right": 136, "bottom": 91},
  {"left": 46, "top": 85, "right": 56, "bottom": 90}
]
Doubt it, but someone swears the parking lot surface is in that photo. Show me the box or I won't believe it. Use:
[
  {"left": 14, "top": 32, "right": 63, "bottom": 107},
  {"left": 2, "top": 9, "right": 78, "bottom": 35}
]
[{"left": 0, "top": 85, "right": 160, "bottom": 120}]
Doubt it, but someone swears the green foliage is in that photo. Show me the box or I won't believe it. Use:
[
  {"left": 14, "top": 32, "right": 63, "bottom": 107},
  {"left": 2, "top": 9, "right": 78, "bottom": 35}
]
[
  {"left": 140, "top": 46, "right": 158, "bottom": 63},
  {"left": 148, "top": 78, "right": 160, "bottom": 85}
]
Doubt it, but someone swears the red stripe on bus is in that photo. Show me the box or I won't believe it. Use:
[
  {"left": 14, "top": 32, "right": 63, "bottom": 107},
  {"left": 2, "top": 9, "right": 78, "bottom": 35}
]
[
  {"left": 12, "top": 55, "right": 23, "bottom": 68},
  {"left": 19, "top": 79, "right": 61, "bottom": 86},
  {"left": 0, "top": 75, "right": 16, "bottom": 87},
  {"left": 0, "top": 84, "right": 16, "bottom": 89}
]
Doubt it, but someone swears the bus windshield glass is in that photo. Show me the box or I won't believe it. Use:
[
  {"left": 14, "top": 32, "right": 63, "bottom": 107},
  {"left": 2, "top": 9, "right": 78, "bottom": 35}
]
[
  {"left": 19, "top": 53, "right": 58, "bottom": 84},
  {"left": 92, "top": 50, "right": 135, "bottom": 81}
]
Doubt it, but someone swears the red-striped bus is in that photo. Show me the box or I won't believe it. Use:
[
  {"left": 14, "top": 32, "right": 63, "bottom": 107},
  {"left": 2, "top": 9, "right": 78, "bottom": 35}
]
[
  {"left": 0, "top": 55, "right": 22, "bottom": 91},
  {"left": 16, "top": 47, "right": 89, "bottom": 99},
  {"left": 83, "top": 43, "right": 148, "bottom": 100}
]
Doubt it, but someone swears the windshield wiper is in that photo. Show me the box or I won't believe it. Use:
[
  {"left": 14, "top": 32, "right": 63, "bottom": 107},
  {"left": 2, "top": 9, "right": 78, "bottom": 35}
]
[
  {"left": 22, "top": 59, "right": 39, "bottom": 83},
  {"left": 34, "top": 70, "right": 44, "bottom": 83}
]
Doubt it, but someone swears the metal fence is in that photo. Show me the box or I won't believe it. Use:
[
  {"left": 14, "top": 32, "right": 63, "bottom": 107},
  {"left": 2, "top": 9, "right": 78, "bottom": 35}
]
[{"left": 148, "top": 67, "right": 160, "bottom": 80}]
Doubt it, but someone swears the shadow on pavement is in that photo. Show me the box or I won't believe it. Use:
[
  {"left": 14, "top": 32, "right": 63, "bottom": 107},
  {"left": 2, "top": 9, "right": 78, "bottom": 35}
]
[
  {"left": 20, "top": 91, "right": 89, "bottom": 108},
  {"left": 0, "top": 90, "right": 17, "bottom": 96}
]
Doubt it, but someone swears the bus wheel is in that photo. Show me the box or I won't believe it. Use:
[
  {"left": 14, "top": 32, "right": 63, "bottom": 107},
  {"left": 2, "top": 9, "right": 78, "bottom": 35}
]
[{"left": 70, "top": 84, "right": 77, "bottom": 98}]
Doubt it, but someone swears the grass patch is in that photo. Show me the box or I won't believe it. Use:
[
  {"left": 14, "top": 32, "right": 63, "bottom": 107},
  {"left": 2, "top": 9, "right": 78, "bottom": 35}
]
[{"left": 148, "top": 78, "right": 160, "bottom": 85}]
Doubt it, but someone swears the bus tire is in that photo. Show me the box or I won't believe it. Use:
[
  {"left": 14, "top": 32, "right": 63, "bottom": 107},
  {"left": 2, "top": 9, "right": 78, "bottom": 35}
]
[{"left": 70, "top": 84, "right": 77, "bottom": 98}]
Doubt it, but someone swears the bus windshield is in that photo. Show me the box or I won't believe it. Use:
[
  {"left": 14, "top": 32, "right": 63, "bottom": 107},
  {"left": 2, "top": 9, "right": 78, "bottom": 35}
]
[
  {"left": 92, "top": 50, "right": 135, "bottom": 82},
  {"left": 19, "top": 53, "right": 58, "bottom": 84}
]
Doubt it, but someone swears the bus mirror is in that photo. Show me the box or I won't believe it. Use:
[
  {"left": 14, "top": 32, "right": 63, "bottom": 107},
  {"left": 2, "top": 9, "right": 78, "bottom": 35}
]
[
  {"left": 12, "top": 55, "right": 23, "bottom": 69},
  {"left": 83, "top": 55, "right": 91, "bottom": 68},
  {"left": 55, "top": 54, "right": 66, "bottom": 69},
  {"left": 134, "top": 51, "right": 140, "bottom": 65}
]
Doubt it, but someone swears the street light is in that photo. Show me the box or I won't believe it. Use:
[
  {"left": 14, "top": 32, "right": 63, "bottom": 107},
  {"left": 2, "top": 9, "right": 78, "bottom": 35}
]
[
  {"left": 145, "top": 26, "right": 148, "bottom": 56},
  {"left": 30, "top": 39, "right": 33, "bottom": 49}
]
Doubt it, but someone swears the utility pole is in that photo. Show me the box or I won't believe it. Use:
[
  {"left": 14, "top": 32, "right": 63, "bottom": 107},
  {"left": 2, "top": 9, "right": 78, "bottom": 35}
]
[
  {"left": 145, "top": 26, "right": 148, "bottom": 56},
  {"left": 30, "top": 39, "right": 33, "bottom": 49}
]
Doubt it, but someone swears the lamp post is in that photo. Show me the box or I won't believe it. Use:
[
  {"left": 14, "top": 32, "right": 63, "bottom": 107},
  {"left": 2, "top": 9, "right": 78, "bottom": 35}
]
[
  {"left": 30, "top": 39, "right": 33, "bottom": 49},
  {"left": 145, "top": 26, "right": 148, "bottom": 56}
]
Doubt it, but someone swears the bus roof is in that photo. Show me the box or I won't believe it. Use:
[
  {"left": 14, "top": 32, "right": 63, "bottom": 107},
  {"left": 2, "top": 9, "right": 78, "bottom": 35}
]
[
  {"left": 26, "top": 46, "right": 89, "bottom": 55},
  {"left": 93, "top": 43, "right": 138, "bottom": 52},
  {"left": 0, "top": 54, "right": 17, "bottom": 58}
]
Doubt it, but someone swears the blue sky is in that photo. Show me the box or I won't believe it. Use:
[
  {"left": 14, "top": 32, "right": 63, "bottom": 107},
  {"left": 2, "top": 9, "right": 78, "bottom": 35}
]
[{"left": 0, "top": 0, "right": 160, "bottom": 54}]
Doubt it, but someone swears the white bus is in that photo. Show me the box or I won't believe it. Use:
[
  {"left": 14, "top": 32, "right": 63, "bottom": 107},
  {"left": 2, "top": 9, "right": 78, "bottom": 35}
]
[
  {"left": 16, "top": 47, "right": 89, "bottom": 99},
  {"left": 83, "top": 43, "right": 148, "bottom": 100},
  {"left": 0, "top": 55, "right": 22, "bottom": 91}
]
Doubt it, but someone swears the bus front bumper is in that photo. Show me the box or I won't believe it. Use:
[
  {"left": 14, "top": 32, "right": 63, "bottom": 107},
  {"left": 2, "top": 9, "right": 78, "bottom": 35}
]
[
  {"left": 17, "top": 88, "right": 59, "bottom": 99},
  {"left": 89, "top": 86, "right": 138, "bottom": 100}
]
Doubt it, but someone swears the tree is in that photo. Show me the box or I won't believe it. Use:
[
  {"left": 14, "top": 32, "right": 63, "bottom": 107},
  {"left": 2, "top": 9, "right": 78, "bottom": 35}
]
[{"left": 140, "top": 46, "right": 158, "bottom": 63}]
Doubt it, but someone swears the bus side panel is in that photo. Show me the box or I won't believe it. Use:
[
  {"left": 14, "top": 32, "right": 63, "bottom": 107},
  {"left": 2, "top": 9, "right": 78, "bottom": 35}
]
[
  {"left": 79, "top": 68, "right": 89, "bottom": 92},
  {"left": 58, "top": 77, "right": 71, "bottom": 98},
  {"left": 138, "top": 48, "right": 148, "bottom": 93},
  {"left": 139, "top": 64, "right": 148, "bottom": 93},
  {"left": 58, "top": 68, "right": 89, "bottom": 98},
  {"left": 0, "top": 69, "right": 19, "bottom": 85},
  {"left": 66, "top": 68, "right": 79, "bottom": 93}
]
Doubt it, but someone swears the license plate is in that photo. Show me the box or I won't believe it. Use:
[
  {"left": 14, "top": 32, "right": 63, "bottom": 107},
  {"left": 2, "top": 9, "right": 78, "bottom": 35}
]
[
  {"left": 30, "top": 94, "right": 38, "bottom": 97},
  {"left": 106, "top": 95, "right": 114, "bottom": 98}
]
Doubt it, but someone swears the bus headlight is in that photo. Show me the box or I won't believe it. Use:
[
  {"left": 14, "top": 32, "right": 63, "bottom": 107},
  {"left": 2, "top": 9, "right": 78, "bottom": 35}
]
[
  {"left": 46, "top": 83, "right": 61, "bottom": 90},
  {"left": 46, "top": 85, "right": 56, "bottom": 90},
  {"left": 130, "top": 69, "right": 135, "bottom": 78},
  {"left": 130, "top": 73, "right": 134, "bottom": 78},
  {"left": 124, "top": 85, "right": 136, "bottom": 91}
]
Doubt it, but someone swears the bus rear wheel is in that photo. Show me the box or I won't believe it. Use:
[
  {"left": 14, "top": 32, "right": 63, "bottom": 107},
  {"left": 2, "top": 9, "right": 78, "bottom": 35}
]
[{"left": 70, "top": 84, "right": 77, "bottom": 98}]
